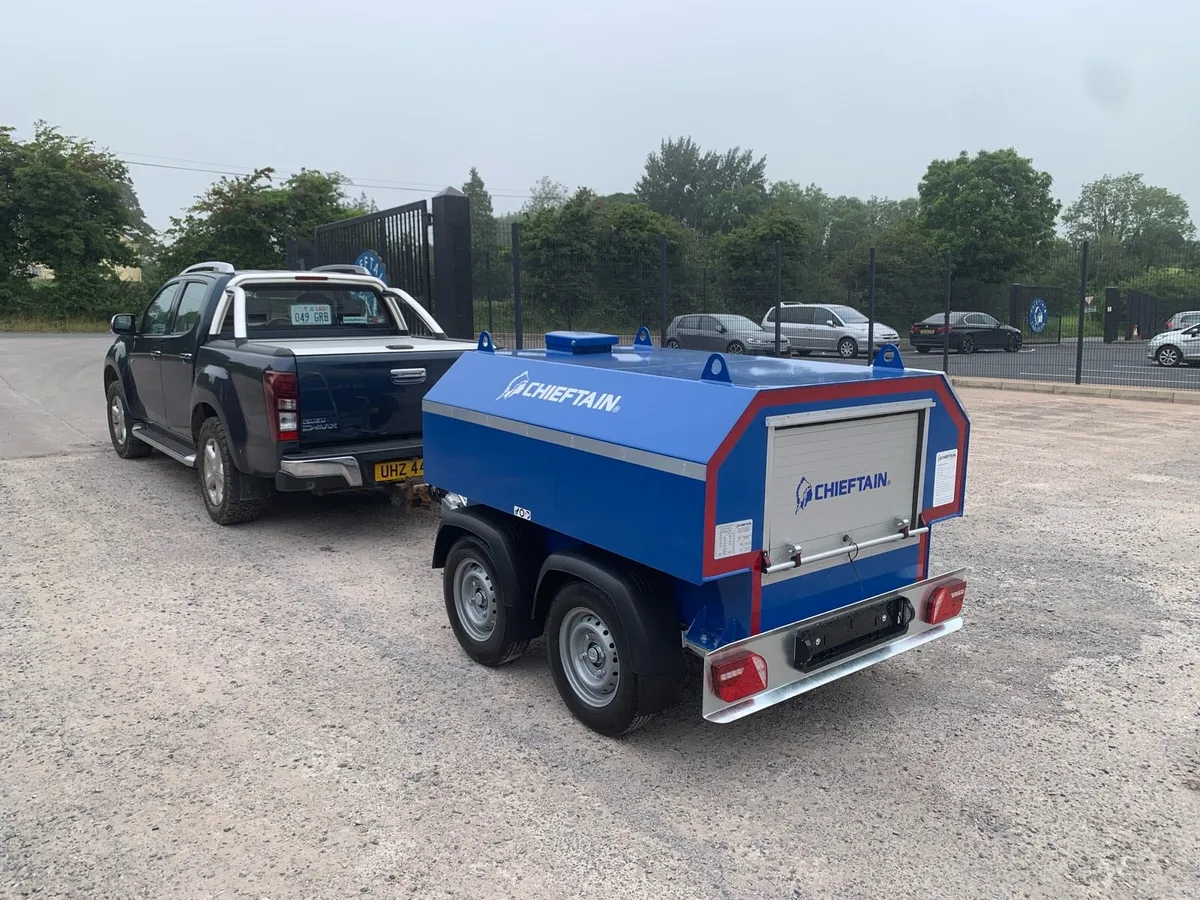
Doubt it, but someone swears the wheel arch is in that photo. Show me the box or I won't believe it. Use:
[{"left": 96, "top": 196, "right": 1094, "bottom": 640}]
[
  {"left": 434, "top": 506, "right": 540, "bottom": 626},
  {"left": 534, "top": 547, "right": 683, "bottom": 679}
]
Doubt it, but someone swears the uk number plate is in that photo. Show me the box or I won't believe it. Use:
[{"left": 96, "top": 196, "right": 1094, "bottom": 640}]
[
  {"left": 919, "top": 327, "right": 935, "bottom": 335},
  {"left": 374, "top": 458, "right": 424, "bottom": 483}
]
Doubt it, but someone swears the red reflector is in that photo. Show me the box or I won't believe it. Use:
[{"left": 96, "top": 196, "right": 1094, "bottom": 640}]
[
  {"left": 264, "top": 370, "right": 299, "bottom": 441},
  {"left": 924, "top": 579, "right": 966, "bottom": 625},
  {"left": 710, "top": 651, "right": 768, "bottom": 703}
]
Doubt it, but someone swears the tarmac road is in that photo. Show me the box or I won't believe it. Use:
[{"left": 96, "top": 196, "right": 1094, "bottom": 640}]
[{"left": 2, "top": 333, "right": 1199, "bottom": 899}]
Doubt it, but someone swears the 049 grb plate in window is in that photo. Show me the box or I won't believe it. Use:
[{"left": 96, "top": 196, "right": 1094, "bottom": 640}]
[{"left": 290, "top": 304, "right": 332, "bottom": 326}]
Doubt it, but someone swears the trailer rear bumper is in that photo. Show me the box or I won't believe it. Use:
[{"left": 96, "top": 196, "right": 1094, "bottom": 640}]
[{"left": 697, "top": 568, "right": 966, "bottom": 724}]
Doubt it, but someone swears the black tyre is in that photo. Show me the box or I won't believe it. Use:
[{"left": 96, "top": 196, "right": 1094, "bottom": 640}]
[
  {"left": 664, "top": 338, "right": 680, "bottom": 349},
  {"left": 959, "top": 335, "right": 976, "bottom": 354},
  {"left": 443, "top": 536, "right": 530, "bottom": 667},
  {"left": 915, "top": 346, "right": 931, "bottom": 354},
  {"left": 546, "top": 579, "right": 675, "bottom": 737},
  {"left": 1005, "top": 332, "right": 1022, "bottom": 352},
  {"left": 837, "top": 337, "right": 858, "bottom": 359},
  {"left": 725, "top": 340, "right": 745, "bottom": 354},
  {"left": 196, "top": 417, "right": 271, "bottom": 525},
  {"left": 106, "top": 381, "right": 151, "bottom": 459},
  {"left": 1156, "top": 345, "right": 1182, "bottom": 367}
]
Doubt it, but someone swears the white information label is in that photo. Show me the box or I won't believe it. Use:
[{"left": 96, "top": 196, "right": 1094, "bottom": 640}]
[
  {"left": 290, "top": 303, "right": 332, "bottom": 326},
  {"left": 714, "top": 519, "right": 753, "bottom": 559},
  {"left": 932, "top": 448, "right": 959, "bottom": 508}
]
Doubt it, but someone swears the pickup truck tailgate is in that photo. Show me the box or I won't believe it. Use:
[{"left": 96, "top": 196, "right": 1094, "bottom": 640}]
[
  {"left": 296, "top": 349, "right": 466, "bottom": 446},
  {"left": 252, "top": 337, "right": 472, "bottom": 448}
]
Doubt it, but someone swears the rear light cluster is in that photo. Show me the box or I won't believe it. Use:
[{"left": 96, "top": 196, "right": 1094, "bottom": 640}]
[
  {"left": 264, "top": 370, "right": 299, "bottom": 442},
  {"left": 710, "top": 651, "right": 768, "bottom": 703},
  {"left": 924, "top": 578, "right": 966, "bottom": 625}
]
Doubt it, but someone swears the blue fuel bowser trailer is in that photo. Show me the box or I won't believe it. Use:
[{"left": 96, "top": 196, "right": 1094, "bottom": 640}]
[{"left": 423, "top": 329, "right": 971, "bottom": 736}]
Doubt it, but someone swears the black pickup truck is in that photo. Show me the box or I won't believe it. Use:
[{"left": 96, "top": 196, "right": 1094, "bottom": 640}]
[{"left": 103, "top": 261, "right": 475, "bottom": 525}]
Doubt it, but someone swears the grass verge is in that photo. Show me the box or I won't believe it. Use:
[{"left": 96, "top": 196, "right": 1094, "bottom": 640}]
[{"left": 0, "top": 317, "right": 111, "bottom": 333}]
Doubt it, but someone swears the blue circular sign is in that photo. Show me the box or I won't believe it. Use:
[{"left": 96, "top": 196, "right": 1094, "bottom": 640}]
[
  {"left": 355, "top": 250, "right": 387, "bottom": 284},
  {"left": 1028, "top": 297, "right": 1048, "bottom": 334}
]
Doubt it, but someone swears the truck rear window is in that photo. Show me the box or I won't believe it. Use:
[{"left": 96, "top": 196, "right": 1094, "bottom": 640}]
[{"left": 221, "top": 284, "right": 406, "bottom": 337}]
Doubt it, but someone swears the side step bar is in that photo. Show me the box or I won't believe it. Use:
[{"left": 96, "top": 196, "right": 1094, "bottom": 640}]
[{"left": 131, "top": 424, "right": 197, "bottom": 467}]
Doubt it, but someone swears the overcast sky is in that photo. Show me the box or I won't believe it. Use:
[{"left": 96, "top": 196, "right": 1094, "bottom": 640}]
[{"left": 3, "top": 0, "right": 1197, "bottom": 231}]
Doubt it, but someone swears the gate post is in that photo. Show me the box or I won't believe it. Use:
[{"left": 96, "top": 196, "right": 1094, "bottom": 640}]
[
  {"left": 430, "top": 187, "right": 474, "bottom": 340},
  {"left": 1103, "top": 287, "right": 1120, "bottom": 344}
]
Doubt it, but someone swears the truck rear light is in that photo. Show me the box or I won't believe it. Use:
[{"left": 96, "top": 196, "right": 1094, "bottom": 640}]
[
  {"left": 264, "top": 370, "right": 299, "bottom": 441},
  {"left": 924, "top": 578, "right": 966, "bottom": 625},
  {"left": 710, "top": 651, "right": 768, "bottom": 703}
]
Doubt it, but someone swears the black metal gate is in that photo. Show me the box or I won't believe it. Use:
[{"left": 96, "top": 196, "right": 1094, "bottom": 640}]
[{"left": 311, "top": 200, "right": 432, "bottom": 306}]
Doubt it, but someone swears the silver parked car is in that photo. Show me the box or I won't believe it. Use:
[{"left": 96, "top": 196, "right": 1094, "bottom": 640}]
[
  {"left": 761, "top": 303, "right": 900, "bottom": 359},
  {"left": 664, "top": 313, "right": 790, "bottom": 356}
]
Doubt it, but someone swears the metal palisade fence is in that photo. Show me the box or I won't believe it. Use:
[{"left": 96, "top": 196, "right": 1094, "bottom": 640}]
[{"left": 469, "top": 221, "right": 1200, "bottom": 393}]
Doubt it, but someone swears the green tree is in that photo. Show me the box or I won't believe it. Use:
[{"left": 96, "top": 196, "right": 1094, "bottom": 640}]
[
  {"left": 1063, "top": 173, "right": 1195, "bottom": 245},
  {"left": 713, "top": 208, "right": 811, "bottom": 314},
  {"left": 635, "top": 137, "right": 767, "bottom": 233},
  {"left": 0, "top": 122, "right": 140, "bottom": 279},
  {"left": 156, "top": 168, "right": 367, "bottom": 276},
  {"left": 522, "top": 176, "right": 569, "bottom": 214},
  {"left": 830, "top": 219, "right": 945, "bottom": 327},
  {"left": 462, "top": 166, "right": 495, "bottom": 246},
  {"left": 918, "top": 148, "right": 1060, "bottom": 280}
]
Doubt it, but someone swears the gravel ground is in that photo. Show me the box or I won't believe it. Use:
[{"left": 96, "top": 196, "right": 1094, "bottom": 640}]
[{"left": 2, "top": 336, "right": 1199, "bottom": 899}]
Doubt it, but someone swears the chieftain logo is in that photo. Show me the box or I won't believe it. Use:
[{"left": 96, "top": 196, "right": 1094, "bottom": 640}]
[
  {"left": 497, "top": 371, "right": 621, "bottom": 413},
  {"left": 795, "top": 477, "right": 813, "bottom": 512},
  {"left": 795, "top": 471, "right": 890, "bottom": 513}
]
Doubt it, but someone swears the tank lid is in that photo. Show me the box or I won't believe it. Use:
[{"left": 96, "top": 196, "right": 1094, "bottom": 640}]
[{"left": 544, "top": 331, "right": 619, "bottom": 355}]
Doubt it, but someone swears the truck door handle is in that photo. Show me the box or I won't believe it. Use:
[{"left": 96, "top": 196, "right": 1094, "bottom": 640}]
[
  {"left": 390, "top": 367, "right": 427, "bottom": 385},
  {"left": 179, "top": 352, "right": 194, "bottom": 361}
]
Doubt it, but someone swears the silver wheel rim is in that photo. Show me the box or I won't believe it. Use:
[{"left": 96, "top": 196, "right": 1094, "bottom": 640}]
[
  {"left": 202, "top": 438, "right": 225, "bottom": 507},
  {"left": 453, "top": 558, "right": 497, "bottom": 642},
  {"left": 728, "top": 343, "right": 743, "bottom": 354},
  {"left": 840, "top": 340, "right": 855, "bottom": 358},
  {"left": 1160, "top": 348, "right": 1179, "bottom": 366},
  {"left": 110, "top": 396, "right": 127, "bottom": 445},
  {"left": 559, "top": 607, "right": 619, "bottom": 708},
  {"left": 666, "top": 340, "right": 679, "bottom": 348},
  {"left": 962, "top": 339, "right": 973, "bottom": 353}
]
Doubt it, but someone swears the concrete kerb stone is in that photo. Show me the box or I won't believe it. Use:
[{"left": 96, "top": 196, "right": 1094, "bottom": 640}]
[{"left": 949, "top": 376, "right": 1198, "bottom": 405}]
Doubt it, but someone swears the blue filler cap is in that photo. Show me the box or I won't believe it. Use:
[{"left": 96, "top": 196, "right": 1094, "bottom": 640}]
[{"left": 544, "top": 331, "right": 619, "bottom": 355}]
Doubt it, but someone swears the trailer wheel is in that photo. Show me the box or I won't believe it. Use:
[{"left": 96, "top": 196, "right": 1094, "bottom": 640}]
[
  {"left": 547, "top": 580, "right": 660, "bottom": 736},
  {"left": 444, "top": 536, "right": 530, "bottom": 666}
]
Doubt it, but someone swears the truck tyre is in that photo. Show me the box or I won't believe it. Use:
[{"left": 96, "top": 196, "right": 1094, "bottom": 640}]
[
  {"left": 106, "top": 381, "right": 151, "bottom": 459},
  {"left": 197, "top": 417, "right": 270, "bottom": 525},
  {"left": 443, "top": 536, "right": 531, "bottom": 666},
  {"left": 547, "top": 579, "right": 671, "bottom": 737}
]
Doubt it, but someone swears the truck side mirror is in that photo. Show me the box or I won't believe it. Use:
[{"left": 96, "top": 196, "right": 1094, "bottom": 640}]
[{"left": 111, "top": 314, "right": 136, "bottom": 335}]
